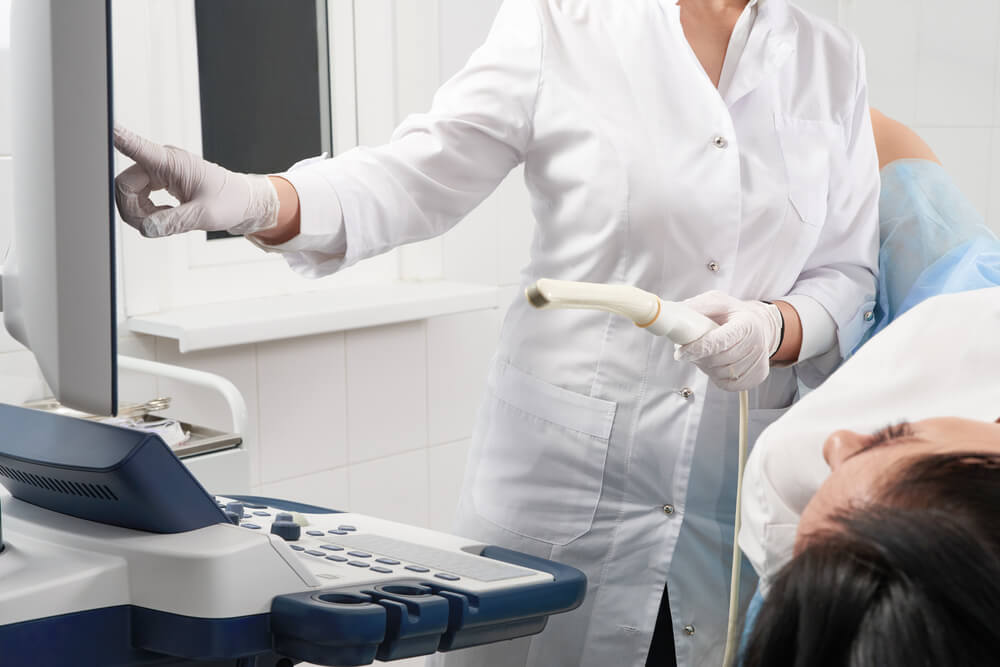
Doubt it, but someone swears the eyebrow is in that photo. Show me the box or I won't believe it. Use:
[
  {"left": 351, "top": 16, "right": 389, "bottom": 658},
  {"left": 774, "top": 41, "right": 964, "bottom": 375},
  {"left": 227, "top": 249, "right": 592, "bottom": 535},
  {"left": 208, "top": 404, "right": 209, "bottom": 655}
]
[{"left": 844, "top": 422, "right": 920, "bottom": 462}]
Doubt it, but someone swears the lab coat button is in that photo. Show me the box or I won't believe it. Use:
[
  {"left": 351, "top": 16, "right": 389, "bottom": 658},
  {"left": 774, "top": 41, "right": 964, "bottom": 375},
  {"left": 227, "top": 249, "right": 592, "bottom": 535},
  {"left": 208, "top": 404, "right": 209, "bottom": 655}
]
[
  {"left": 662, "top": 504, "right": 675, "bottom": 516},
  {"left": 684, "top": 624, "right": 696, "bottom": 636},
  {"left": 864, "top": 310, "right": 875, "bottom": 322},
  {"left": 713, "top": 136, "right": 728, "bottom": 149},
  {"left": 707, "top": 261, "right": 720, "bottom": 273},
  {"left": 679, "top": 388, "right": 694, "bottom": 400}
]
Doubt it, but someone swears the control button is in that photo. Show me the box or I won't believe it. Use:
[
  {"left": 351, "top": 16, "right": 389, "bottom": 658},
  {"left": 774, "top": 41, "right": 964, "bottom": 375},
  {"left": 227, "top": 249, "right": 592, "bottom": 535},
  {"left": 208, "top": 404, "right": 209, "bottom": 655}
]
[
  {"left": 321, "top": 545, "right": 344, "bottom": 552},
  {"left": 864, "top": 310, "right": 875, "bottom": 322},
  {"left": 347, "top": 551, "right": 372, "bottom": 559},
  {"left": 375, "top": 558, "right": 401, "bottom": 565},
  {"left": 684, "top": 624, "right": 696, "bottom": 636},
  {"left": 348, "top": 561, "right": 371, "bottom": 569},
  {"left": 435, "top": 573, "right": 461, "bottom": 582},
  {"left": 225, "top": 502, "right": 245, "bottom": 517},
  {"left": 327, "top": 530, "right": 348, "bottom": 536},
  {"left": 712, "top": 136, "right": 728, "bottom": 149},
  {"left": 253, "top": 511, "right": 271, "bottom": 517},
  {"left": 275, "top": 512, "right": 294, "bottom": 523},
  {"left": 679, "top": 388, "right": 694, "bottom": 400},
  {"left": 224, "top": 511, "right": 241, "bottom": 526},
  {"left": 662, "top": 504, "right": 675, "bottom": 516},
  {"left": 289, "top": 545, "right": 305, "bottom": 552},
  {"left": 241, "top": 523, "right": 261, "bottom": 530},
  {"left": 405, "top": 565, "right": 430, "bottom": 573},
  {"left": 326, "top": 555, "right": 348, "bottom": 562},
  {"left": 306, "top": 550, "right": 326, "bottom": 557},
  {"left": 270, "top": 520, "right": 301, "bottom": 542},
  {"left": 372, "top": 566, "right": 393, "bottom": 574},
  {"left": 338, "top": 525, "right": 357, "bottom": 532},
  {"left": 707, "top": 260, "right": 721, "bottom": 273},
  {"left": 306, "top": 530, "right": 325, "bottom": 537}
]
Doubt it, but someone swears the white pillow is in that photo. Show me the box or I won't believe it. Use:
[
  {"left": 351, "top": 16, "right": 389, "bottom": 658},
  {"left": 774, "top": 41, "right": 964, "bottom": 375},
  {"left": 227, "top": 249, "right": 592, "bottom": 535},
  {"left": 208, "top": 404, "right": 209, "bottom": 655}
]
[{"left": 739, "top": 286, "right": 1000, "bottom": 589}]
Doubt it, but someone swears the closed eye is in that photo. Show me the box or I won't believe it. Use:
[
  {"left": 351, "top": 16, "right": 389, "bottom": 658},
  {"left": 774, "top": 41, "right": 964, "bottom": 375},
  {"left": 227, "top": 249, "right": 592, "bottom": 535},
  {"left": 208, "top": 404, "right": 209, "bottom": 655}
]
[{"left": 845, "top": 421, "right": 916, "bottom": 461}]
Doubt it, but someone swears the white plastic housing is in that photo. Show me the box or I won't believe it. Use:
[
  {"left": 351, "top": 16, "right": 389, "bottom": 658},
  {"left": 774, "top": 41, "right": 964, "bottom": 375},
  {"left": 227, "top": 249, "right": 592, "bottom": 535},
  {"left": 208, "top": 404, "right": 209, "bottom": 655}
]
[{"left": 3, "top": 0, "right": 117, "bottom": 415}]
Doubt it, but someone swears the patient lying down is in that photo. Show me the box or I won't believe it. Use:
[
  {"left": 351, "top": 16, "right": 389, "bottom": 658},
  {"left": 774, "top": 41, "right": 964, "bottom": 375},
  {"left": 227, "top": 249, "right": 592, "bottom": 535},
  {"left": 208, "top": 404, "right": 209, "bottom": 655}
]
[
  {"left": 735, "top": 113, "right": 1000, "bottom": 666},
  {"left": 744, "top": 418, "right": 1000, "bottom": 666}
]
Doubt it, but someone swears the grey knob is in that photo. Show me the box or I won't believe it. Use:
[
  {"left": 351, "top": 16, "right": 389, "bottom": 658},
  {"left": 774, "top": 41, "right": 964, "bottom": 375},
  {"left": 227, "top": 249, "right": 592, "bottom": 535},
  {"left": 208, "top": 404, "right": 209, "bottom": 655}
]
[{"left": 271, "top": 520, "right": 301, "bottom": 542}]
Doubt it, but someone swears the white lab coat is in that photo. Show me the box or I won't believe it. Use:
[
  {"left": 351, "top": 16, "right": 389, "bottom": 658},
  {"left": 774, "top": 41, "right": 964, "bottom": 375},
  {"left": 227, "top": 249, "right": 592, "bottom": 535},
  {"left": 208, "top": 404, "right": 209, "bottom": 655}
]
[
  {"left": 269, "top": 0, "right": 879, "bottom": 664},
  {"left": 740, "top": 287, "right": 1000, "bottom": 594}
]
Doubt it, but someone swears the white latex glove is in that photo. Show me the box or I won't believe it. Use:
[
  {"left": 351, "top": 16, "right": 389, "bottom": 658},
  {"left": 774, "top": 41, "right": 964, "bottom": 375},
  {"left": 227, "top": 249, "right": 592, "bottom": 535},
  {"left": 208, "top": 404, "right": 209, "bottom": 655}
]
[
  {"left": 674, "top": 291, "right": 784, "bottom": 392},
  {"left": 113, "top": 125, "right": 280, "bottom": 238}
]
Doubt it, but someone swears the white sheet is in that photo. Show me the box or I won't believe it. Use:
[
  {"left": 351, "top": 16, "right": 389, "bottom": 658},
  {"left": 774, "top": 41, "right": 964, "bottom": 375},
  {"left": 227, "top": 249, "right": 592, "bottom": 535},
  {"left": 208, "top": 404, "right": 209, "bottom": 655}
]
[{"left": 739, "top": 286, "right": 1000, "bottom": 589}]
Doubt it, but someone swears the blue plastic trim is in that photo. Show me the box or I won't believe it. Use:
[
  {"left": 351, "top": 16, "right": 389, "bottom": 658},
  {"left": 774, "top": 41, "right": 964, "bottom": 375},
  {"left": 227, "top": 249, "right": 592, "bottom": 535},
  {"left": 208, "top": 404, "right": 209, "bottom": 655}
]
[
  {"left": 270, "top": 590, "right": 387, "bottom": 666},
  {"left": 0, "top": 606, "right": 289, "bottom": 666},
  {"left": 225, "top": 494, "right": 341, "bottom": 514},
  {"left": 131, "top": 607, "right": 273, "bottom": 660},
  {"left": 0, "top": 405, "right": 226, "bottom": 533}
]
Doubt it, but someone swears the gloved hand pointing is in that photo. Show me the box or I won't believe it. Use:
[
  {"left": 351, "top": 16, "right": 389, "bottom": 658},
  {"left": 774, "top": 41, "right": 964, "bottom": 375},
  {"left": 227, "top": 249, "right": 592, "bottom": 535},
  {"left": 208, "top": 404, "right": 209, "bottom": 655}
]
[
  {"left": 113, "top": 125, "right": 280, "bottom": 238},
  {"left": 674, "top": 291, "right": 784, "bottom": 392}
]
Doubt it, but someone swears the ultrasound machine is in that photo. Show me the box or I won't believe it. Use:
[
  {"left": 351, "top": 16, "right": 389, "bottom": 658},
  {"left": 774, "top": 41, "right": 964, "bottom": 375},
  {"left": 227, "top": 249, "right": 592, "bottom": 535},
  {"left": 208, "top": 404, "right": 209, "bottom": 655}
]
[{"left": 0, "top": 2, "right": 586, "bottom": 665}]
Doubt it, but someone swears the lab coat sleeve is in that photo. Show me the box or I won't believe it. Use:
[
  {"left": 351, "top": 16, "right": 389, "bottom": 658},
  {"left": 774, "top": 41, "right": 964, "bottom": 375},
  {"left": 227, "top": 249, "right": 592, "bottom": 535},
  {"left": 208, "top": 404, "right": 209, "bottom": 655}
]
[
  {"left": 787, "top": 43, "right": 879, "bottom": 385},
  {"left": 258, "top": 0, "right": 544, "bottom": 278}
]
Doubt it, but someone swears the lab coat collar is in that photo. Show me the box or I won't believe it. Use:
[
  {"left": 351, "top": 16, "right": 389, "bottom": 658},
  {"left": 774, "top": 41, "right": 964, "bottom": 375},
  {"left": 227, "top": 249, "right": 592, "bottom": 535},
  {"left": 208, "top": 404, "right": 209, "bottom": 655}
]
[{"left": 722, "top": 0, "right": 797, "bottom": 107}]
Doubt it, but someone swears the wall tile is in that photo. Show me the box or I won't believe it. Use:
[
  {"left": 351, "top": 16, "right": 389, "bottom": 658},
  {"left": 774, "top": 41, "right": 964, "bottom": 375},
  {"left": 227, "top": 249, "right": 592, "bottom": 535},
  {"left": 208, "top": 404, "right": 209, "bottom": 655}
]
[
  {"left": 426, "top": 310, "right": 497, "bottom": 445},
  {"left": 348, "top": 449, "right": 430, "bottom": 528},
  {"left": 0, "top": 350, "right": 47, "bottom": 404},
  {"left": 0, "top": 47, "right": 9, "bottom": 155},
  {"left": 155, "top": 339, "right": 261, "bottom": 487},
  {"left": 257, "top": 333, "right": 348, "bottom": 484},
  {"left": 259, "top": 467, "right": 350, "bottom": 512},
  {"left": 915, "top": 127, "right": 993, "bottom": 221},
  {"left": 345, "top": 321, "right": 428, "bottom": 464},
  {"left": 848, "top": 0, "right": 919, "bottom": 125},
  {"left": 428, "top": 439, "right": 472, "bottom": 532},
  {"left": 915, "top": 0, "right": 999, "bottom": 128}
]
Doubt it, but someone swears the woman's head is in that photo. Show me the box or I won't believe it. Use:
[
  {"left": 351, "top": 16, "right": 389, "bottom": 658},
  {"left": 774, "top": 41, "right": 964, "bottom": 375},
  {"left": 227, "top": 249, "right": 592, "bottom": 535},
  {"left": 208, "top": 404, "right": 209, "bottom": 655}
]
[
  {"left": 797, "top": 417, "right": 1000, "bottom": 542},
  {"left": 743, "top": 434, "right": 1000, "bottom": 667}
]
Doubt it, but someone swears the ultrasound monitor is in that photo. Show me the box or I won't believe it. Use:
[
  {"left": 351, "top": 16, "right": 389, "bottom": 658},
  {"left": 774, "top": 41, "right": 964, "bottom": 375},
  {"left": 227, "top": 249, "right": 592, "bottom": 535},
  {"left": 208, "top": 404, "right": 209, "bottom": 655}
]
[{"left": 0, "top": 0, "right": 117, "bottom": 416}]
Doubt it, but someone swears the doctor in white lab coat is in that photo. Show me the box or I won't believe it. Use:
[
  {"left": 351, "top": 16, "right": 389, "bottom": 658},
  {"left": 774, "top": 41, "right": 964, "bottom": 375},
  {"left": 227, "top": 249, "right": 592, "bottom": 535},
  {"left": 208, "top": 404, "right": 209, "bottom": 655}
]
[{"left": 114, "top": 0, "right": 880, "bottom": 664}]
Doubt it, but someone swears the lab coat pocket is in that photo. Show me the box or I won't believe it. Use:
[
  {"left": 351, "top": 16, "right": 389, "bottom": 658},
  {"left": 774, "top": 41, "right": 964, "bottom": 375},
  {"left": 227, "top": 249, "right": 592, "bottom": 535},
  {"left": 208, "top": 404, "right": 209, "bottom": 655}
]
[
  {"left": 471, "top": 361, "right": 617, "bottom": 546},
  {"left": 776, "top": 116, "right": 837, "bottom": 228}
]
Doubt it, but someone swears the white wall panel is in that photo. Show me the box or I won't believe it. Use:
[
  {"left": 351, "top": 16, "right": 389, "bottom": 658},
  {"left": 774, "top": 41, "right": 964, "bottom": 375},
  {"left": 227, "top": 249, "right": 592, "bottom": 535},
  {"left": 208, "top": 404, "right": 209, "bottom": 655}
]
[
  {"left": 345, "top": 321, "right": 428, "bottom": 464},
  {"left": 426, "top": 311, "right": 497, "bottom": 445},
  {"left": 0, "top": 350, "right": 47, "bottom": 404},
  {"left": 260, "top": 466, "right": 350, "bottom": 512},
  {"left": 915, "top": 0, "right": 999, "bottom": 128},
  {"left": 0, "top": 46, "right": 9, "bottom": 155},
  {"left": 915, "top": 127, "right": 993, "bottom": 221},
  {"left": 257, "top": 333, "right": 349, "bottom": 484},
  {"left": 348, "top": 449, "right": 430, "bottom": 527},
  {"left": 846, "top": 0, "right": 919, "bottom": 125}
]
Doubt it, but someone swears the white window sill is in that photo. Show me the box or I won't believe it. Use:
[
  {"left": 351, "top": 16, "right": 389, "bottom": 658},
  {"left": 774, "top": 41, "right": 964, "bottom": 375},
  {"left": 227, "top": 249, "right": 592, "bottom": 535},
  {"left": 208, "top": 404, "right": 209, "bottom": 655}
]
[{"left": 126, "top": 281, "right": 501, "bottom": 353}]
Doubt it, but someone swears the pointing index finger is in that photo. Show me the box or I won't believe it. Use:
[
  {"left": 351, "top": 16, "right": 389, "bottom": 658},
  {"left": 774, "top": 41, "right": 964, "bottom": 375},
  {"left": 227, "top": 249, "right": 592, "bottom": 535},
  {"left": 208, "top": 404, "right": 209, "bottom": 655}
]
[{"left": 113, "top": 124, "right": 166, "bottom": 169}]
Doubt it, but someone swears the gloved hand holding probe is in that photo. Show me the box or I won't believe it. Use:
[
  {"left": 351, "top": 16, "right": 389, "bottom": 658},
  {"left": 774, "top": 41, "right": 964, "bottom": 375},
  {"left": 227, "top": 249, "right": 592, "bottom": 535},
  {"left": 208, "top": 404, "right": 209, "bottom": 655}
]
[
  {"left": 113, "top": 125, "right": 281, "bottom": 238},
  {"left": 675, "top": 291, "right": 786, "bottom": 392}
]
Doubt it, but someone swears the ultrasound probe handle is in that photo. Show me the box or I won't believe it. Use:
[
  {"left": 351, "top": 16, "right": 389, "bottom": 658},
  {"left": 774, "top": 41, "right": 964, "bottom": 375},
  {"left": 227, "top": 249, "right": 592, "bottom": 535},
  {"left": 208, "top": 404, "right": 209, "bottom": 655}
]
[{"left": 526, "top": 279, "right": 718, "bottom": 345}]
